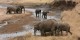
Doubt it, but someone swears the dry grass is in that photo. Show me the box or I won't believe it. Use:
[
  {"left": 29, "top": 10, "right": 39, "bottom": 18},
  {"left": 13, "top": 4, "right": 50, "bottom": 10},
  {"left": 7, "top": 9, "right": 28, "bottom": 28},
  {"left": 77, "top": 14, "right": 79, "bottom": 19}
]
[
  {"left": 0, "top": 0, "right": 53, "bottom": 5},
  {"left": 9, "top": 34, "right": 78, "bottom": 40},
  {"left": 61, "top": 4, "right": 80, "bottom": 36}
]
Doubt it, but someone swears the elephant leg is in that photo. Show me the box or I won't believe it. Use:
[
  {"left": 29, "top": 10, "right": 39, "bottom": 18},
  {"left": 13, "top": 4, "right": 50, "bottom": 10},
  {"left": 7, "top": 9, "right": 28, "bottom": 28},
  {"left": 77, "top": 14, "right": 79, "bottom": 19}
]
[
  {"left": 39, "top": 13, "right": 41, "bottom": 18},
  {"left": 49, "top": 32, "right": 52, "bottom": 36},
  {"left": 6, "top": 8, "right": 11, "bottom": 14},
  {"left": 42, "top": 15, "right": 44, "bottom": 18},
  {"left": 44, "top": 15, "right": 46, "bottom": 19},
  {"left": 68, "top": 30, "right": 72, "bottom": 35},
  {"left": 41, "top": 31, "right": 44, "bottom": 36},
  {"left": 20, "top": 11, "right": 22, "bottom": 14},
  {"left": 16, "top": 10, "right": 18, "bottom": 14},
  {"left": 18, "top": 10, "right": 22, "bottom": 14},
  {"left": 51, "top": 31, "right": 53, "bottom": 36},
  {"left": 20, "top": 9, "right": 22, "bottom": 13},
  {"left": 45, "top": 15, "right": 47, "bottom": 19},
  {"left": 52, "top": 31, "right": 55, "bottom": 36},
  {"left": 55, "top": 30, "right": 57, "bottom": 36},
  {"left": 36, "top": 13, "right": 37, "bottom": 17},
  {"left": 24, "top": 8, "right": 25, "bottom": 13},
  {"left": 41, "top": 30, "right": 45, "bottom": 36},
  {"left": 66, "top": 31, "right": 68, "bottom": 36},
  {"left": 68, "top": 28, "right": 72, "bottom": 35},
  {"left": 40, "top": 13, "right": 41, "bottom": 17},
  {"left": 34, "top": 29, "right": 37, "bottom": 36},
  {"left": 6, "top": 11, "right": 9, "bottom": 14},
  {"left": 19, "top": 10, "right": 22, "bottom": 14},
  {"left": 56, "top": 29, "right": 60, "bottom": 36},
  {"left": 7, "top": 10, "right": 11, "bottom": 14},
  {"left": 38, "top": 13, "right": 39, "bottom": 17},
  {"left": 43, "top": 32, "right": 46, "bottom": 36},
  {"left": 51, "top": 31, "right": 54, "bottom": 36},
  {"left": 51, "top": 29, "right": 55, "bottom": 36},
  {"left": 43, "top": 15, "right": 45, "bottom": 19},
  {"left": 9, "top": 11, "right": 11, "bottom": 14},
  {"left": 61, "top": 30, "right": 63, "bottom": 36}
]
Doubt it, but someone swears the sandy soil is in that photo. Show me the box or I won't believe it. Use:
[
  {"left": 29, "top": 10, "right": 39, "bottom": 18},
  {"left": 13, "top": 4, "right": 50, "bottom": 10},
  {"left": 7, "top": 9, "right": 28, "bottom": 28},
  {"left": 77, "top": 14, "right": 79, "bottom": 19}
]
[
  {"left": 61, "top": 3, "right": 80, "bottom": 37},
  {"left": 0, "top": 8, "right": 37, "bottom": 34},
  {"left": 0, "top": 0, "right": 53, "bottom": 5}
]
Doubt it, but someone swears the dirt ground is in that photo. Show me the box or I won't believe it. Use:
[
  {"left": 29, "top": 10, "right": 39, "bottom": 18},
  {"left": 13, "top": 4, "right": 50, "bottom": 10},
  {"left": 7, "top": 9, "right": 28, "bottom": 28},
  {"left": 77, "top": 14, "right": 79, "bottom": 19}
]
[{"left": 0, "top": 8, "right": 37, "bottom": 34}]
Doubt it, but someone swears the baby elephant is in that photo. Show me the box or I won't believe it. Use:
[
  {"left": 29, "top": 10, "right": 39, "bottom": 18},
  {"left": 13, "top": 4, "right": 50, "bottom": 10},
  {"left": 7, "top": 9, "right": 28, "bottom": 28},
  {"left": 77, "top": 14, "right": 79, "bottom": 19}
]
[
  {"left": 57, "top": 22, "right": 72, "bottom": 36},
  {"left": 42, "top": 11, "right": 49, "bottom": 19}
]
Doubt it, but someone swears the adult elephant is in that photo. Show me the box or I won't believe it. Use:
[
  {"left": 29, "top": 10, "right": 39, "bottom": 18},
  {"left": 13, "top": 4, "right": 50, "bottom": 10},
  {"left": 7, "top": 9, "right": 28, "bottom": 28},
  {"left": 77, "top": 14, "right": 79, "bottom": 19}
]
[
  {"left": 35, "top": 9, "right": 41, "bottom": 17},
  {"left": 56, "top": 22, "right": 72, "bottom": 36},
  {"left": 6, "top": 5, "right": 25, "bottom": 14},
  {"left": 6, "top": 6, "right": 17, "bottom": 14},
  {"left": 34, "top": 19, "right": 57, "bottom": 36}
]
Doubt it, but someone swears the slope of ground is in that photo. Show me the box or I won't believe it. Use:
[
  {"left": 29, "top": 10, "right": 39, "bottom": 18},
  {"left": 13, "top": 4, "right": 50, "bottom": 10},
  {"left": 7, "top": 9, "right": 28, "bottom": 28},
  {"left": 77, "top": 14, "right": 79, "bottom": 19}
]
[{"left": 61, "top": 3, "right": 80, "bottom": 37}]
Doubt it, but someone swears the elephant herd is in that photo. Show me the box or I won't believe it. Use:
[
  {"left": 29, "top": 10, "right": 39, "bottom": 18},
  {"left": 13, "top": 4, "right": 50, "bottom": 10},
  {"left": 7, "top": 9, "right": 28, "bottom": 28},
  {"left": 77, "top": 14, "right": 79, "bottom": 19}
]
[
  {"left": 35, "top": 9, "right": 49, "bottom": 19},
  {"left": 6, "top": 5, "right": 25, "bottom": 14},
  {"left": 6, "top": 5, "right": 49, "bottom": 19},
  {"left": 34, "top": 19, "right": 72, "bottom": 36}
]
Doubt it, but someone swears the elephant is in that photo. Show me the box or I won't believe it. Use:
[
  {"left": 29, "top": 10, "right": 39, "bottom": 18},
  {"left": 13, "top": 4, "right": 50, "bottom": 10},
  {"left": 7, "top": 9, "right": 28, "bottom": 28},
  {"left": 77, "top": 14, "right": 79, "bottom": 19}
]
[
  {"left": 35, "top": 9, "right": 41, "bottom": 18},
  {"left": 6, "top": 6, "right": 17, "bottom": 14},
  {"left": 42, "top": 11, "right": 49, "bottom": 19},
  {"left": 34, "top": 19, "right": 57, "bottom": 36},
  {"left": 56, "top": 22, "right": 72, "bottom": 36},
  {"left": 17, "top": 5, "right": 25, "bottom": 14},
  {"left": 6, "top": 5, "right": 25, "bottom": 14}
]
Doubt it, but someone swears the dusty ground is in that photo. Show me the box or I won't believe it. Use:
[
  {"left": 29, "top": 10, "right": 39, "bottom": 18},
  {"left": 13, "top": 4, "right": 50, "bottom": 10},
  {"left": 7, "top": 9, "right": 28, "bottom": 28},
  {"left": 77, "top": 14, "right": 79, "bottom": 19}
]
[
  {"left": 0, "top": 8, "right": 37, "bottom": 34},
  {"left": 0, "top": 0, "right": 53, "bottom": 6},
  {"left": 9, "top": 35, "right": 78, "bottom": 40}
]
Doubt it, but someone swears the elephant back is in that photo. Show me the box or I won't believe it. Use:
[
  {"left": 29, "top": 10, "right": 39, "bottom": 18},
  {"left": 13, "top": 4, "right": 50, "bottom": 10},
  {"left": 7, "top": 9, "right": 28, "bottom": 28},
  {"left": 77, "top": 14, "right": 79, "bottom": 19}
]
[
  {"left": 7, "top": 6, "right": 18, "bottom": 11},
  {"left": 57, "top": 22, "right": 70, "bottom": 30},
  {"left": 38, "top": 19, "right": 57, "bottom": 29},
  {"left": 35, "top": 9, "right": 41, "bottom": 13},
  {"left": 34, "top": 19, "right": 57, "bottom": 31}
]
